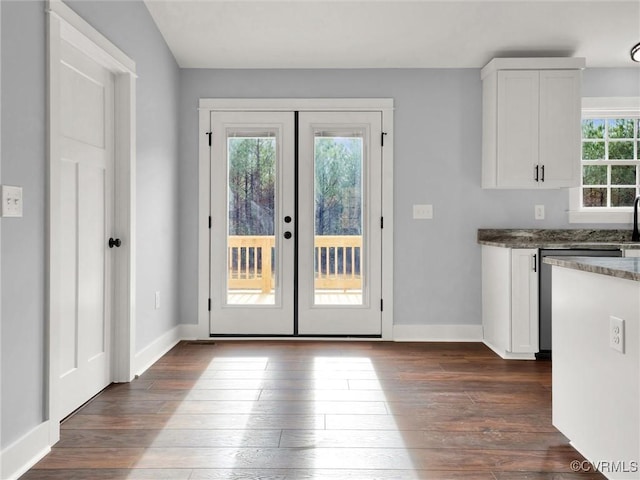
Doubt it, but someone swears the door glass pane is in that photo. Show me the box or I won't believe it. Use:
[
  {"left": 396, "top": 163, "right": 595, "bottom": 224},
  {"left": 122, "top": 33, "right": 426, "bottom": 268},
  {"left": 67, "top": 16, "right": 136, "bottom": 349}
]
[
  {"left": 314, "top": 131, "right": 364, "bottom": 305},
  {"left": 227, "top": 133, "right": 276, "bottom": 305}
]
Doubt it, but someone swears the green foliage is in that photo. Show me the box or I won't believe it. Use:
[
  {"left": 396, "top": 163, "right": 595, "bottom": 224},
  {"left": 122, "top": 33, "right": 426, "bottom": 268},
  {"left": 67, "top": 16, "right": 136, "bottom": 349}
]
[
  {"left": 228, "top": 137, "right": 276, "bottom": 235},
  {"left": 608, "top": 119, "right": 634, "bottom": 138},
  {"left": 582, "top": 119, "right": 604, "bottom": 139},
  {"left": 581, "top": 118, "right": 639, "bottom": 208},
  {"left": 609, "top": 141, "right": 635, "bottom": 160},
  {"left": 611, "top": 165, "right": 636, "bottom": 185},
  {"left": 583, "top": 165, "right": 607, "bottom": 185},
  {"left": 582, "top": 142, "right": 604, "bottom": 160},
  {"left": 314, "top": 137, "right": 363, "bottom": 235}
]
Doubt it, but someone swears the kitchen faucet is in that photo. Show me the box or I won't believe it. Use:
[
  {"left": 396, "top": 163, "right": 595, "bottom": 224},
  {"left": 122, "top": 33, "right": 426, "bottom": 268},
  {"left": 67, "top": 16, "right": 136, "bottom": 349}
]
[{"left": 633, "top": 195, "right": 640, "bottom": 241}]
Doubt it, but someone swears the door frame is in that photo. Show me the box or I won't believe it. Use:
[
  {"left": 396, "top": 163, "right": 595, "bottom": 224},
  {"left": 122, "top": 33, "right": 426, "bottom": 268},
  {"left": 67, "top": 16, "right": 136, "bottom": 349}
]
[
  {"left": 196, "top": 98, "right": 394, "bottom": 340},
  {"left": 46, "top": 0, "right": 136, "bottom": 444}
]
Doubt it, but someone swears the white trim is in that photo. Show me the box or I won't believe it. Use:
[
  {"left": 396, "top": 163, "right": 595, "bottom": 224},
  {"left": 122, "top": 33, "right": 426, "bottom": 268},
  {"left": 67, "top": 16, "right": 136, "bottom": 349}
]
[
  {"left": 198, "top": 98, "right": 394, "bottom": 112},
  {"left": 481, "top": 57, "right": 586, "bottom": 79},
  {"left": 46, "top": 0, "right": 136, "bottom": 447},
  {"left": 197, "top": 98, "right": 394, "bottom": 339},
  {"left": 582, "top": 97, "right": 640, "bottom": 118},
  {"left": 46, "top": 0, "right": 136, "bottom": 76},
  {"left": 483, "top": 340, "right": 537, "bottom": 360},
  {"left": 0, "top": 422, "right": 51, "bottom": 480},
  {"left": 133, "top": 325, "right": 182, "bottom": 377},
  {"left": 393, "top": 324, "right": 483, "bottom": 342},
  {"left": 569, "top": 97, "right": 640, "bottom": 223},
  {"left": 196, "top": 108, "right": 212, "bottom": 340}
]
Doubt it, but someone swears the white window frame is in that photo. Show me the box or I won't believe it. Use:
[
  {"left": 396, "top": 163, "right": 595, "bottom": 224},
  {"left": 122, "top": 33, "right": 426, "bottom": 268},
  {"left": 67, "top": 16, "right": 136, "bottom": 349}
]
[{"left": 569, "top": 97, "right": 640, "bottom": 224}]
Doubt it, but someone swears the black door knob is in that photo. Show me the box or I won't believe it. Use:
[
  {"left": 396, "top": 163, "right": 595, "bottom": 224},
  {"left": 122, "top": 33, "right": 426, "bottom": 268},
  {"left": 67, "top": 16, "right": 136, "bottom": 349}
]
[
  {"left": 284, "top": 216, "right": 292, "bottom": 223},
  {"left": 108, "top": 238, "right": 121, "bottom": 248},
  {"left": 283, "top": 231, "right": 292, "bottom": 239}
]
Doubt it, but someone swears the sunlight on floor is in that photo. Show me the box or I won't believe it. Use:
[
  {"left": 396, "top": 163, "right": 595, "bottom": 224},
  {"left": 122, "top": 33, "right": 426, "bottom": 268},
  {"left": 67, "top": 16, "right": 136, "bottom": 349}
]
[{"left": 311, "top": 356, "right": 420, "bottom": 477}]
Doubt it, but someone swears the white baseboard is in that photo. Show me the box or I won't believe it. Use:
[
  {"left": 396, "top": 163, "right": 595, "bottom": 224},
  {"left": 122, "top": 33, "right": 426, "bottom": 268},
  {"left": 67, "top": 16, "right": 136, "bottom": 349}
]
[
  {"left": 393, "top": 324, "right": 483, "bottom": 342},
  {"left": 483, "top": 340, "right": 537, "bottom": 360},
  {"left": 0, "top": 421, "right": 51, "bottom": 480},
  {"left": 133, "top": 325, "right": 182, "bottom": 376}
]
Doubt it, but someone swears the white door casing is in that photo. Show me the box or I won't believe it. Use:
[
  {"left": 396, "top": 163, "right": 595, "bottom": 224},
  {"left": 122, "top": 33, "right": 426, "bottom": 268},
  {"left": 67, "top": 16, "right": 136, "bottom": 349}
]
[
  {"left": 200, "top": 100, "right": 393, "bottom": 338},
  {"left": 47, "top": 0, "right": 136, "bottom": 443}
]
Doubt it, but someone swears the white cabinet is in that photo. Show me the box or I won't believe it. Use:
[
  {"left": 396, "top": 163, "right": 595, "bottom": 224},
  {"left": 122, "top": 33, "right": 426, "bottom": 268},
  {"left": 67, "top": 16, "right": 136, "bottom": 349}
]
[
  {"left": 482, "top": 58, "right": 585, "bottom": 189},
  {"left": 510, "top": 248, "right": 539, "bottom": 353},
  {"left": 482, "top": 246, "right": 539, "bottom": 359}
]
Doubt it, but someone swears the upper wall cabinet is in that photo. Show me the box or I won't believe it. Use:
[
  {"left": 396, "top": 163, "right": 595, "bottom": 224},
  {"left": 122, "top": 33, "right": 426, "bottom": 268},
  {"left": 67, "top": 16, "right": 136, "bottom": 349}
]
[{"left": 481, "top": 58, "right": 586, "bottom": 189}]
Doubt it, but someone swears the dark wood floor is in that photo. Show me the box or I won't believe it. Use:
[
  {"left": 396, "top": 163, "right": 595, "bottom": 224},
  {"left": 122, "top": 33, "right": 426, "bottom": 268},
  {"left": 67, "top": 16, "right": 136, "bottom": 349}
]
[{"left": 22, "top": 341, "right": 604, "bottom": 479}]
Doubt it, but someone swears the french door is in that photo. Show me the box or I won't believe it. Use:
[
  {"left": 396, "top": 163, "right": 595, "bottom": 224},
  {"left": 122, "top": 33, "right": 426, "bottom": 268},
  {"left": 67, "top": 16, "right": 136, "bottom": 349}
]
[{"left": 210, "top": 110, "right": 382, "bottom": 336}]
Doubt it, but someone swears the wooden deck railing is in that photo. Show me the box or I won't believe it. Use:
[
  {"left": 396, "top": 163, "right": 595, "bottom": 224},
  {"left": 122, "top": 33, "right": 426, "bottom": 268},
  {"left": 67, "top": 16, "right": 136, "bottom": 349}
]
[{"left": 228, "top": 235, "right": 362, "bottom": 293}]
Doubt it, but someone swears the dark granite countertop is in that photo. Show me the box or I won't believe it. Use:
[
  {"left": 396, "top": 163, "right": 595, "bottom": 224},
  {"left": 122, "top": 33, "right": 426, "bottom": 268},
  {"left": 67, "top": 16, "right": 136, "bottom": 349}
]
[
  {"left": 477, "top": 229, "right": 640, "bottom": 249},
  {"left": 543, "top": 256, "right": 640, "bottom": 282}
]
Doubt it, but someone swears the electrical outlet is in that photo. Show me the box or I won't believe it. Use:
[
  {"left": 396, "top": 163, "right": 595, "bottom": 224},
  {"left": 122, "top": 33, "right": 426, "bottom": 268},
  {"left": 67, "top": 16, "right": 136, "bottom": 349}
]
[
  {"left": 609, "top": 316, "right": 625, "bottom": 353},
  {"left": 1, "top": 185, "right": 23, "bottom": 218},
  {"left": 534, "top": 204, "right": 545, "bottom": 220},
  {"left": 155, "top": 291, "right": 160, "bottom": 310},
  {"left": 413, "top": 204, "right": 433, "bottom": 219}
]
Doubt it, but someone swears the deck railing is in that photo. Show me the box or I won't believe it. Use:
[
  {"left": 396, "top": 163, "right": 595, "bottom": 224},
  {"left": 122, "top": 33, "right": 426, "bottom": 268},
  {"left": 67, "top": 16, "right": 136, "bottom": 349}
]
[{"left": 228, "top": 235, "right": 362, "bottom": 293}]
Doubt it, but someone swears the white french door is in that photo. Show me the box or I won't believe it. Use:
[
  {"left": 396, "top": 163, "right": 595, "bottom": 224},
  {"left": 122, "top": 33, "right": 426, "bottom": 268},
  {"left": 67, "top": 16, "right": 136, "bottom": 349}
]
[{"left": 209, "top": 110, "right": 382, "bottom": 336}]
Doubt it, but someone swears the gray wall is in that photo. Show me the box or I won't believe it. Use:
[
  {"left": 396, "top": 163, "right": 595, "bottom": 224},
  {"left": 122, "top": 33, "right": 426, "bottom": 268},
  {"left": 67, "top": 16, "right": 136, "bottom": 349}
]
[
  {"left": 1, "top": 0, "right": 47, "bottom": 450},
  {"left": 178, "top": 68, "right": 640, "bottom": 327},
  {"left": 0, "top": 0, "right": 181, "bottom": 449}
]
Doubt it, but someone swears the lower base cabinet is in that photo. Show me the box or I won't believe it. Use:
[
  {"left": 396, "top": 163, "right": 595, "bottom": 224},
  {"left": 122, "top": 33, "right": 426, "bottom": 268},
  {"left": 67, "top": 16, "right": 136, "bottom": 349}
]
[{"left": 482, "top": 245, "right": 539, "bottom": 359}]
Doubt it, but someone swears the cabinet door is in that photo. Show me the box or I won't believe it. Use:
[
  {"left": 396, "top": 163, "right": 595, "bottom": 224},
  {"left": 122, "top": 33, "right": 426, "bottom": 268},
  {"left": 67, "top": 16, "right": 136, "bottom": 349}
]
[
  {"left": 511, "top": 249, "right": 539, "bottom": 353},
  {"left": 496, "top": 70, "right": 539, "bottom": 188},
  {"left": 539, "top": 70, "right": 581, "bottom": 188}
]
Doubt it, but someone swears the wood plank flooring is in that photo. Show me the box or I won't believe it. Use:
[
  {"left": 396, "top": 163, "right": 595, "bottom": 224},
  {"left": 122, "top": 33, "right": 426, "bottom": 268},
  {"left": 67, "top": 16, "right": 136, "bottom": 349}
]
[{"left": 22, "top": 341, "right": 605, "bottom": 479}]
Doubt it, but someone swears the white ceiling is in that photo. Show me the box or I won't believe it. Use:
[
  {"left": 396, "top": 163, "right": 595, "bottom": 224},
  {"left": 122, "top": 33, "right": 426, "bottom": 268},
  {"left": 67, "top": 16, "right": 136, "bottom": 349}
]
[{"left": 143, "top": 0, "right": 640, "bottom": 69}]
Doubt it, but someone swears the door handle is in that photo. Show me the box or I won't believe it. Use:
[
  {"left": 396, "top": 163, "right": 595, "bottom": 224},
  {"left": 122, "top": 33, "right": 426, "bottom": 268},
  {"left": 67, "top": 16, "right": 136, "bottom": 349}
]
[
  {"left": 532, "top": 254, "right": 537, "bottom": 272},
  {"left": 108, "top": 237, "right": 121, "bottom": 248},
  {"left": 284, "top": 216, "right": 292, "bottom": 223},
  {"left": 283, "top": 231, "right": 292, "bottom": 239},
  {"left": 540, "top": 165, "right": 545, "bottom": 182},
  {"left": 534, "top": 165, "right": 539, "bottom": 182}
]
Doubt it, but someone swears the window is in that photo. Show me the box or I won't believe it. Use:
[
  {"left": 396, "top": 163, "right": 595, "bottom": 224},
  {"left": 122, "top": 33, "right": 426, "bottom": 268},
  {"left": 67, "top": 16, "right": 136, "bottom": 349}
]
[{"left": 569, "top": 97, "right": 640, "bottom": 223}]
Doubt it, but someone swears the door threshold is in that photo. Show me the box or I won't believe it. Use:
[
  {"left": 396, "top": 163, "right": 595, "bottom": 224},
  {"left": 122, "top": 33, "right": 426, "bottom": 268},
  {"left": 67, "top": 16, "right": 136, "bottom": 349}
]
[{"left": 209, "top": 334, "right": 382, "bottom": 340}]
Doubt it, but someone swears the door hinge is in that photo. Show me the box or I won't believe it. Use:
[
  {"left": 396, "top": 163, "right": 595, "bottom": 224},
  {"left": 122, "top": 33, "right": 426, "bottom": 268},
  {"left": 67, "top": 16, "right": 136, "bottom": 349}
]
[
  {"left": 380, "top": 217, "right": 384, "bottom": 229},
  {"left": 381, "top": 132, "right": 387, "bottom": 147},
  {"left": 206, "top": 131, "right": 212, "bottom": 147},
  {"left": 380, "top": 299, "right": 384, "bottom": 312},
  {"left": 208, "top": 216, "right": 212, "bottom": 229},
  {"left": 208, "top": 298, "right": 211, "bottom": 311}
]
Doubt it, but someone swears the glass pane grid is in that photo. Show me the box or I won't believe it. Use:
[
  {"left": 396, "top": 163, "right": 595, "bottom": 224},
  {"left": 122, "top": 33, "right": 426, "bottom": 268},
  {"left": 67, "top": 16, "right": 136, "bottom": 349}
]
[{"left": 581, "top": 118, "right": 640, "bottom": 208}]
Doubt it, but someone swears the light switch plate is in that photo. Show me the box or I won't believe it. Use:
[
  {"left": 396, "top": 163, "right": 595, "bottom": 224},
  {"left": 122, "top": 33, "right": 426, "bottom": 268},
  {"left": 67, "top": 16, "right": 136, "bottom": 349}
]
[
  {"left": 534, "top": 204, "right": 545, "bottom": 220},
  {"left": 1, "top": 185, "right": 23, "bottom": 218},
  {"left": 413, "top": 204, "right": 433, "bottom": 219}
]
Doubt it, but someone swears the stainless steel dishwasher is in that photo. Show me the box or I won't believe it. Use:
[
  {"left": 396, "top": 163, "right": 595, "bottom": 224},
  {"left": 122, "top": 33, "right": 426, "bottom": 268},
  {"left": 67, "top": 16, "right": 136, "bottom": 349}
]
[{"left": 537, "top": 248, "right": 622, "bottom": 359}]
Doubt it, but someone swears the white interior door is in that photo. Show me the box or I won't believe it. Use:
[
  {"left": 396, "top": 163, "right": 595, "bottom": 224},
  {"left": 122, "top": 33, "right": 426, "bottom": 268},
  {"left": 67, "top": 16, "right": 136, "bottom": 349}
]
[
  {"left": 209, "top": 110, "right": 382, "bottom": 336},
  {"left": 58, "top": 39, "right": 115, "bottom": 418}
]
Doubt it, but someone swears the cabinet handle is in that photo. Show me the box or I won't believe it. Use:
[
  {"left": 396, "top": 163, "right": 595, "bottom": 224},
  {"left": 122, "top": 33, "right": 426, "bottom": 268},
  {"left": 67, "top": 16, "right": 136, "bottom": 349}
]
[
  {"left": 541, "top": 165, "right": 545, "bottom": 182},
  {"left": 534, "top": 165, "right": 539, "bottom": 182},
  {"left": 532, "top": 254, "right": 537, "bottom": 272}
]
